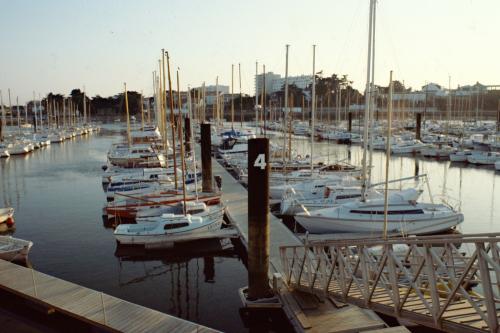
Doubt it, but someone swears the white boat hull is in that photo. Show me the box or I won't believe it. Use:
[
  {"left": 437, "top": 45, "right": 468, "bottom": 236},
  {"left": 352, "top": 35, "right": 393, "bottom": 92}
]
[
  {"left": 115, "top": 219, "right": 223, "bottom": 245},
  {"left": 295, "top": 213, "right": 463, "bottom": 235}
]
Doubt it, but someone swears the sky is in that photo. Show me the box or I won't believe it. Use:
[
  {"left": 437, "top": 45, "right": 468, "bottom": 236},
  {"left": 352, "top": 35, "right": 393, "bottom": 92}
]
[{"left": 0, "top": 0, "right": 499, "bottom": 103}]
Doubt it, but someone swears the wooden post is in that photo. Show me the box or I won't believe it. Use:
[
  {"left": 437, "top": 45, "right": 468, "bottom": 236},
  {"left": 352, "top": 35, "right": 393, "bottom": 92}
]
[
  {"left": 348, "top": 111, "right": 352, "bottom": 132},
  {"left": 416, "top": 112, "right": 422, "bottom": 141},
  {"left": 201, "top": 123, "right": 212, "bottom": 193},
  {"left": 248, "top": 138, "right": 272, "bottom": 300}
]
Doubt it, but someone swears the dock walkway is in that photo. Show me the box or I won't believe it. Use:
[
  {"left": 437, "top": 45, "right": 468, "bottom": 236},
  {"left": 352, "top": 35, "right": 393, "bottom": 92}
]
[
  {"left": 0, "top": 259, "right": 218, "bottom": 332},
  {"left": 213, "top": 158, "right": 396, "bottom": 333}
]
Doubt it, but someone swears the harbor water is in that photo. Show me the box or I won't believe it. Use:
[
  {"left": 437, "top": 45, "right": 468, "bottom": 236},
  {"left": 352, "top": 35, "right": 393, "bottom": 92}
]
[{"left": 0, "top": 124, "right": 499, "bottom": 332}]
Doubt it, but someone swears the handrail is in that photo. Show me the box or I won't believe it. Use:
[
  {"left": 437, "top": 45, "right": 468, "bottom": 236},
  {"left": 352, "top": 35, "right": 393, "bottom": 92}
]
[{"left": 280, "top": 233, "right": 500, "bottom": 333}]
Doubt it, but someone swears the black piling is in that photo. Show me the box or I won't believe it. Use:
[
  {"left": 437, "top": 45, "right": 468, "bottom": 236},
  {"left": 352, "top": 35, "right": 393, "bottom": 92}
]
[
  {"left": 201, "top": 123, "right": 212, "bottom": 193},
  {"left": 247, "top": 138, "right": 272, "bottom": 300},
  {"left": 416, "top": 113, "right": 422, "bottom": 141},
  {"left": 32, "top": 116, "right": 37, "bottom": 133},
  {"left": 348, "top": 112, "right": 352, "bottom": 132}
]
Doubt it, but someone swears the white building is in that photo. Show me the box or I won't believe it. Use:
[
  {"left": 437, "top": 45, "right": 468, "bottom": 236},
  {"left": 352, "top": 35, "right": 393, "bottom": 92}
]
[
  {"left": 255, "top": 72, "right": 312, "bottom": 95},
  {"left": 192, "top": 85, "right": 230, "bottom": 106}
]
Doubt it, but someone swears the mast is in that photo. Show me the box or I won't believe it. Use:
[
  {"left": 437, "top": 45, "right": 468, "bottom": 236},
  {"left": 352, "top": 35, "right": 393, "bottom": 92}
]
[
  {"left": 361, "top": 0, "right": 375, "bottom": 200},
  {"left": 124, "top": 83, "right": 132, "bottom": 147},
  {"left": 0, "top": 91, "right": 4, "bottom": 141},
  {"left": 140, "top": 90, "right": 144, "bottom": 131},
  {"left": 83, "top": 87, "right": 87, "bottom": 125},
  {"left": 176, "top": 70, "right": 187, "bottom": 215},
  {"left": 446, "top": 76, "right": 451, "bottom": 142},
  {"left": 255, "top": 61, "right": 258, "bottom": 130},
  {"left": 33, "top": 91, "right": 38, "bottom": 132},
  {"left": 283, "top": 44, "right": 290, "bottom": 164},
  {"left": 367, "top": 0, "right": 377, "bottom": 189},
  {"left": 311, "top": 44, "right": 316, "bottom": 172},
  {"left": 16, "top": 97, "right": 20, "bottom": 133},
  {"left": 8, "top": 89, "right": 12, "bottom": 129},
  {"left": 262, "top": 64, "right": 266, "bottom": 136},
  {"left": 24, "top": 95, "right": 28, "bottom": 125},
  {"left": 62, "top": 97, "right": 66, "bottom": 128},
  {"left": 239, "top": 63, "right": 243, "bottom": 128},
  {"left": 187, "top": 87, "right": 199, "bottom": 200},
  {"left": 166, "top": 51, "right": 178, "bottom": 189},
  {"left": 383, "top": 70, "right": 393, "bottom": 240},
  {"left": 231, "top": 64, "right": 234, "bottom": 130},
  {"left": 216, "top": 76, "right": 219, "bottom": 129}
]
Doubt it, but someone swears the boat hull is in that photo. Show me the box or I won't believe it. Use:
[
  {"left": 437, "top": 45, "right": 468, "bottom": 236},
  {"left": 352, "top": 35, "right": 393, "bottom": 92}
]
[
  {"left": 295, "top": 213, "right": 463, "bottom": 235},
  {"left": 115, "top": 220, "right": 223, "bottom": 245}
]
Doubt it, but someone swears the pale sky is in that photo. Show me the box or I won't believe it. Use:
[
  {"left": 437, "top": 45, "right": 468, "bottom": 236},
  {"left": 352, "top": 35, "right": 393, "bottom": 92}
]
[{"left": 0, "top": 0, "right": 499, "bottom": 103}]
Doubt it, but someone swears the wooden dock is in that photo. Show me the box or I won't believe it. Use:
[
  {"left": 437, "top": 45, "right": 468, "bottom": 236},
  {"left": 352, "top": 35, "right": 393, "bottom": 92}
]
[
  {"left": 213, "top": 158, "right": 395, "bottom": 333},
  {"left": 0, "top": 259, "right": 218, "bottom": 332}
]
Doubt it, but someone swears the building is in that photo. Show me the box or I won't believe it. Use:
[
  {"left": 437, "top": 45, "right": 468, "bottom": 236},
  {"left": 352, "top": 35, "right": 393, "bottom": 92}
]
[
  {"left": 192, "top": 85, "right": 230, "bottom": 106},
  {"left": 255, "top": 72, "right": 313, "bottom": 95}
]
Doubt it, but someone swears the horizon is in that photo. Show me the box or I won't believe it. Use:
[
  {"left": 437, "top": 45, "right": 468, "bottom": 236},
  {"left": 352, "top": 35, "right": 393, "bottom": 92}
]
[{"left": 1, "top": 0, "right": 499, "bottom": 104}]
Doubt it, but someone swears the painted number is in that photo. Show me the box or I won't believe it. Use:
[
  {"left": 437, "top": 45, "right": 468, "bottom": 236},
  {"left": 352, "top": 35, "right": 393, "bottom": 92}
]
[{"left": 253, "top": 154, "right": 266, "bottom": 170}]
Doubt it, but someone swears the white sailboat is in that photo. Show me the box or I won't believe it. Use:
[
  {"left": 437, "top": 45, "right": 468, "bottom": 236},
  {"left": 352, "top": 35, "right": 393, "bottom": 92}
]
[
  {"left": 114, "top": 203, "right": 224, "bottom": 245},
  {"left": 294, "top": 194, "right": 463, "bottom": 235}
]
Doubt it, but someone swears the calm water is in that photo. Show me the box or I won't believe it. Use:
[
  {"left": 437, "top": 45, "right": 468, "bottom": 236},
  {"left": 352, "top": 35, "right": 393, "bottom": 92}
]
[
  {"left": 1, "top": 124, "right": 499, "bottom": 332},
  {"left": 0, "top": 126, "right": 264, "bottom": 333}
]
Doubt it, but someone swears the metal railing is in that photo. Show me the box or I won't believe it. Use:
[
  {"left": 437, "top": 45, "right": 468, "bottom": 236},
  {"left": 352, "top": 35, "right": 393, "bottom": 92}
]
[{"left": 280, "top": 233, "right": 500, "bottom": 333}]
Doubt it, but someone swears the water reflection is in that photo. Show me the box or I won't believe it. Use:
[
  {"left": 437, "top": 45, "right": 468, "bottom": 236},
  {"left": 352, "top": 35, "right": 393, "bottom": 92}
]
[{"left": 115, "top": 240, "right": 239, "bottom": 322}]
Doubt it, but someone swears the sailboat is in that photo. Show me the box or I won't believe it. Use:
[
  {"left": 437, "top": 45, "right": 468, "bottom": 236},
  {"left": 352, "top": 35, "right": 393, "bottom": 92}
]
[
  {"left": 295, "top": 2, "right": 463, "bottom": 236},
  {"left": 114, "top": 70, "right": 225, "bottom": 245},
  {"left": 114, "top": 203, "right": 224, "bottom": 245}
]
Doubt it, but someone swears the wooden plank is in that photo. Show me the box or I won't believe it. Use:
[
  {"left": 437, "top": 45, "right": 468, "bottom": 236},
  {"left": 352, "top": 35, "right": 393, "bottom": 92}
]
[
  {"left": 0, "top": 260, "right": 218, "bottom": 333},
  {"left": 280, "top": 289, "right": 313, "bottom": 329},
  {"left": 365, "top": 326, "right": 411, "bottom": 333},
  {"left": 292, "top": 290, "right": 319, "bottom": 311}
]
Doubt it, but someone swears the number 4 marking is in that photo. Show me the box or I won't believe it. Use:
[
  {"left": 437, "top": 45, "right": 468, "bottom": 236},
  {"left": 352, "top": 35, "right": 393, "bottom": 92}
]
[{"left": 254, "top": 154, "right": 266, "bottom": 170}]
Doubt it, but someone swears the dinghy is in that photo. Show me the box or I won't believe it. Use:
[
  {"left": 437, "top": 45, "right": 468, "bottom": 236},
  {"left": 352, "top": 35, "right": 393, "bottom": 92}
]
[{"left": 0, "top": 236, "right": 33, "bottom": 262}]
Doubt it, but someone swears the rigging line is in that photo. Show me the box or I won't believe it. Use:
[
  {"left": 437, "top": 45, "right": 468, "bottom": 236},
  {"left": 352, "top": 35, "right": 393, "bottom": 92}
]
[{"left": 333, "top": 0, "right": 365, "bottom": 72}]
